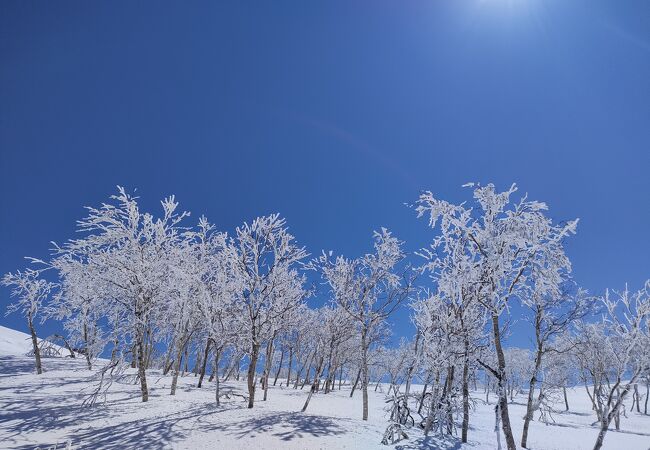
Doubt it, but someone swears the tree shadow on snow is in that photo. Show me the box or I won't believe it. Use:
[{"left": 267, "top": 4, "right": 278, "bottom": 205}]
[
  {"left": 395, "top": 434, "right": 462, "bottom": 450},
  {"left": 195, "top": 410, "right": 349, "bottom": 442}
]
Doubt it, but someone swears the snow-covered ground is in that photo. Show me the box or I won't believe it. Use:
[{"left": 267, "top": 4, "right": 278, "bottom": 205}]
[{"left": 1, "top": 326, "right": 649, "bottom": 450}]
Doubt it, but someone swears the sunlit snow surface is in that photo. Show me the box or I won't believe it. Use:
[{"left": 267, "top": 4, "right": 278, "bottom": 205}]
[{"left": 0, "top": 326, "right": 648, "bottom": 449}]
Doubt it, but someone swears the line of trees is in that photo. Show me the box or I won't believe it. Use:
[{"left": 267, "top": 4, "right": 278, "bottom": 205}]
[{"left": 2, "top": 184, "right": 648, "bottom": 450}]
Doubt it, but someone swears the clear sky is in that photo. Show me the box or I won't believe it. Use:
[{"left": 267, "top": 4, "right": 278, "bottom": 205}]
[{"left": 1, "top": 0, "right": 649, "bottom": 348}]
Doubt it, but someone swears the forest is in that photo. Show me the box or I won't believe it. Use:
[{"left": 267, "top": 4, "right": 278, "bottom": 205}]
[{"left": 3, "top": 183, "right": 649, "bottom": 450}]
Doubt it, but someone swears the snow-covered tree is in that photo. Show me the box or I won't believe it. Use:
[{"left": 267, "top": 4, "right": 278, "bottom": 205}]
[
  {"left": 50, "top": 255, "right": 104, "bottom": 370},
  {"left": 232, "top": 214, "right": 308, "bottom": 409},
  {"left": 588, "top": 282, "right": 650, "bottom": 450},
  {"left": 416, "top": 183, "right": 578, "bottom": 450},
  {"left": 2, "top": 268, "right": 55, "bottom": 374},
  {"left": 317, "top": 228, "right": 414, "bottom": 420},
  {"left": 520, "top": 284, "right": 590, "bottom": 447},
  {"left": 54, "top": 187, "right": 191, "bottom": 402}
]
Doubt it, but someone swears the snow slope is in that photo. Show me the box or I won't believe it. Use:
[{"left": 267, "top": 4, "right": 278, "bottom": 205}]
[
  {"left": 0, "top": 324, "right": 67, "bottom": 357},
  {"left": 0, "top": 326, "right": 649, "bottom": 449},
  {"left": 0, "top": 325, "right": 37, "bottom": 356}
]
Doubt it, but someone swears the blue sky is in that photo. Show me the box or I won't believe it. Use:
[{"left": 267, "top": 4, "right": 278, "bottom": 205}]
[{"left": 1, "top": 0, "right": 649, "bottom": 348}]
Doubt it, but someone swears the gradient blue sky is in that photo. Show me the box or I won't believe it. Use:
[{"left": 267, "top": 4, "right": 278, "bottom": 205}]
[{"left": 1, "top": 0, "right": 649, "bottom": 348}]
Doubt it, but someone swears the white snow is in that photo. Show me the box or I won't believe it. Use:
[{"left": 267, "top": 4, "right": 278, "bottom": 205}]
[
  {"left": 0, "top": 326, "right": 649, "bottom": 450},
  {"left": 0, "top": 325, "right": 37, "bottom": 356}
]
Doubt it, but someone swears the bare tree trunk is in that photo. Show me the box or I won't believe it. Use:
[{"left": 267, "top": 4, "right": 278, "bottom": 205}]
[
  {"left": 170, "top": 338, "right": 187, "bottom": 396},
  {"left": 223, "top": 352, "right": 238, "bottom": 382},
  {"left": 424, "top": 371, "right": 440, "bottom": 436},
  {"left": 418, "top": 372, "right": 431, "bottom": 414},
  {"left": 592, "top": 376, "right": 639, "bottom": 450},
  {"left": 182, "top": 346, "right": 189, "bottom": 376},
  {"left": 215, "top": 348, "right": 221, "bottom": 406},
  {"left": 295, "top": 351, "right": 313, "bottom": 389},
  {"left": 27, "top": 314, "right": 42, "bottom": 375},
  {"left": 593, "top": 417, "right": 610, "bottom": 450},
  {"left": 131, "top": 343, "right": 137, "bottom": 369},
  {"left": 163, "top": 337, "right": 176, "bottom": 375},
  {"left": 405, "top": 332, "right": 420, "bottom": 397},
  {"left": 339, "top": 364, "right": 344, "bottom": 390},
  {"left": 192, "top": 345, "right": 201, "bottom": 376},
  {"left": 445, "top": 365, "right": 455, "bottom": 434},
  {"left": 301, "top": 357, "right": 325, "bottom": 412},
  {"left": 197, "top": 339, "right": 211, "bottom": 388},
  {"left": 491, "top": 314, "right": 516, "bottom": 450},
  {"left": 247, "top": 342, "right": 260, "bottom": 408},
  {"left": 145, "top": 327, "right": 155, "bottom": 370},
  {"left": 263, "top": 338, "right": 275, "bottom": 401},
  {"left": 361, "top": 327, "right": 369, "bottom": 421},
  {"left": 563, "top": 386, "right": 570, "bottom": 411},
  {"left": 273, "top": 347, "right": 285, "bottom": 386},
  {"left": 136, "top": 324, "right": 149, "bottom": 402},
  {"left": 285, "top": 347, "right": 293, "bottom": 387},
  {"left": 634, "top": 384, "right": 641, "bottom": 413},
  {"left": 462, "top": 345, "right": 470, "bottom": 443},
  {"left": 522, "top": 340, "right": 544, "bottom": 448},
  {"left": 82, "top": 321, "right": 92, "bottom": 369},
  {"left": 301, "top": 363, "right": 312, "bottom": 389},
  {"left": 324, "top": 345, "right": 334, "bottom": 394},
  {"left": 645, "top": 382, "right": 649, "bottom": 415},
  {"left": 350, "top": 368, "right": 361, "bottom": 398}
]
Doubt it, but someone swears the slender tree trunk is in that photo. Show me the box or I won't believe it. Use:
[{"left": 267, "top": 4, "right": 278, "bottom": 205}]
[
  {"left": 296, "top": 351, "right": 313, "bottom": 388},
  {"left": 418, "top": 373, "right": 431, "bottom": 414},
  {"left": 491, "top": 314, "right": 516, "bottom": 450},
  {"left": 145, "top": 328, "right": 155, "bottom": 370},
  {"left": 634, "top": 384, "right": 641, "bottom": 413},
  {"left": 110, "top": 338, "right": 119, "bottom": 363},
  {"left": 522, "top": 341, "right": 544, "bottom": 448},
  {"left": 405, "top": 332, "right": 420, "bottom": 397},
  {"left": 585, "top": 383, "right": 598, "bottom": 413},
  {"left": 462, "top": 344, "right": 470, "bottom": 443},
  {"left": 131, "top": 343, "right": 137, "bottom": 369},
  {"left": 445, "top": 365, "right": 455, "bottom": 434},
  {"left": 645, "top": 382, "right": 649, "bottom": 415},
  {"left": 170, "top": 337, "right": 187, "bottom": 396},
  {"left": 361, "top": 328, "right": 369, "bottom": 421},
  {"left": 197, "top": 339, "right": 212, "bottom": 388},
  {"left": 247, "top": 342, "right": 260, "bottom": 408},
  {"left": 285, "top": 347, "right": 293, "bottom": 388},
  {"left": 215, "top": 348, "right": 221, "bottom": 406},
  {"left": 592, "top": 376, "right": 639, "bottom": 450},
  {"left": 83, "top": 321, "right": 92, "bottom": 369},
  {"left": 192, "top": 345, "right": 201, "bottom": 376},
  {"left": 273, "top": 347, "right": 285, "bottom": 386},
  {"left": 136, "top": 324, "right": 149, "bottom": 402},
  {"left": 223, "top": 352, "right": 239, "bottom": 382},
  {"left": 593, "top": 417, "right": 610, "bottom": 450},
  {"left": 339, "top": 364, "right": 344, "bottom": 390},
  {"left": 302, "top": 357, "right": 325, "bottom": 412},
  {"left": 27, "top": 314, "right": 42, "bottom": 375},
  {"left": 563, "top": 386, "right": 570, "bottom": 411},
  {"left": 350, "top": 368, "right": 361, "bottom": 398},
  {"left": 424, "top": 371, "right": 441, "bottom": 436},
  {"left": 182, "top": 346, "right": 189, "bottom": 376},
  {"left": 163, "top": 337, "right": 176, "bottom": 375},
  {"left": 263, "top": 338, "right": 274, "bottom": 401},
  {"left": 301, "top": 363, "right": 312, "bottom": 389},
  {"left": 324, "top": 345, "right": 334, "bottom": 394}
]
